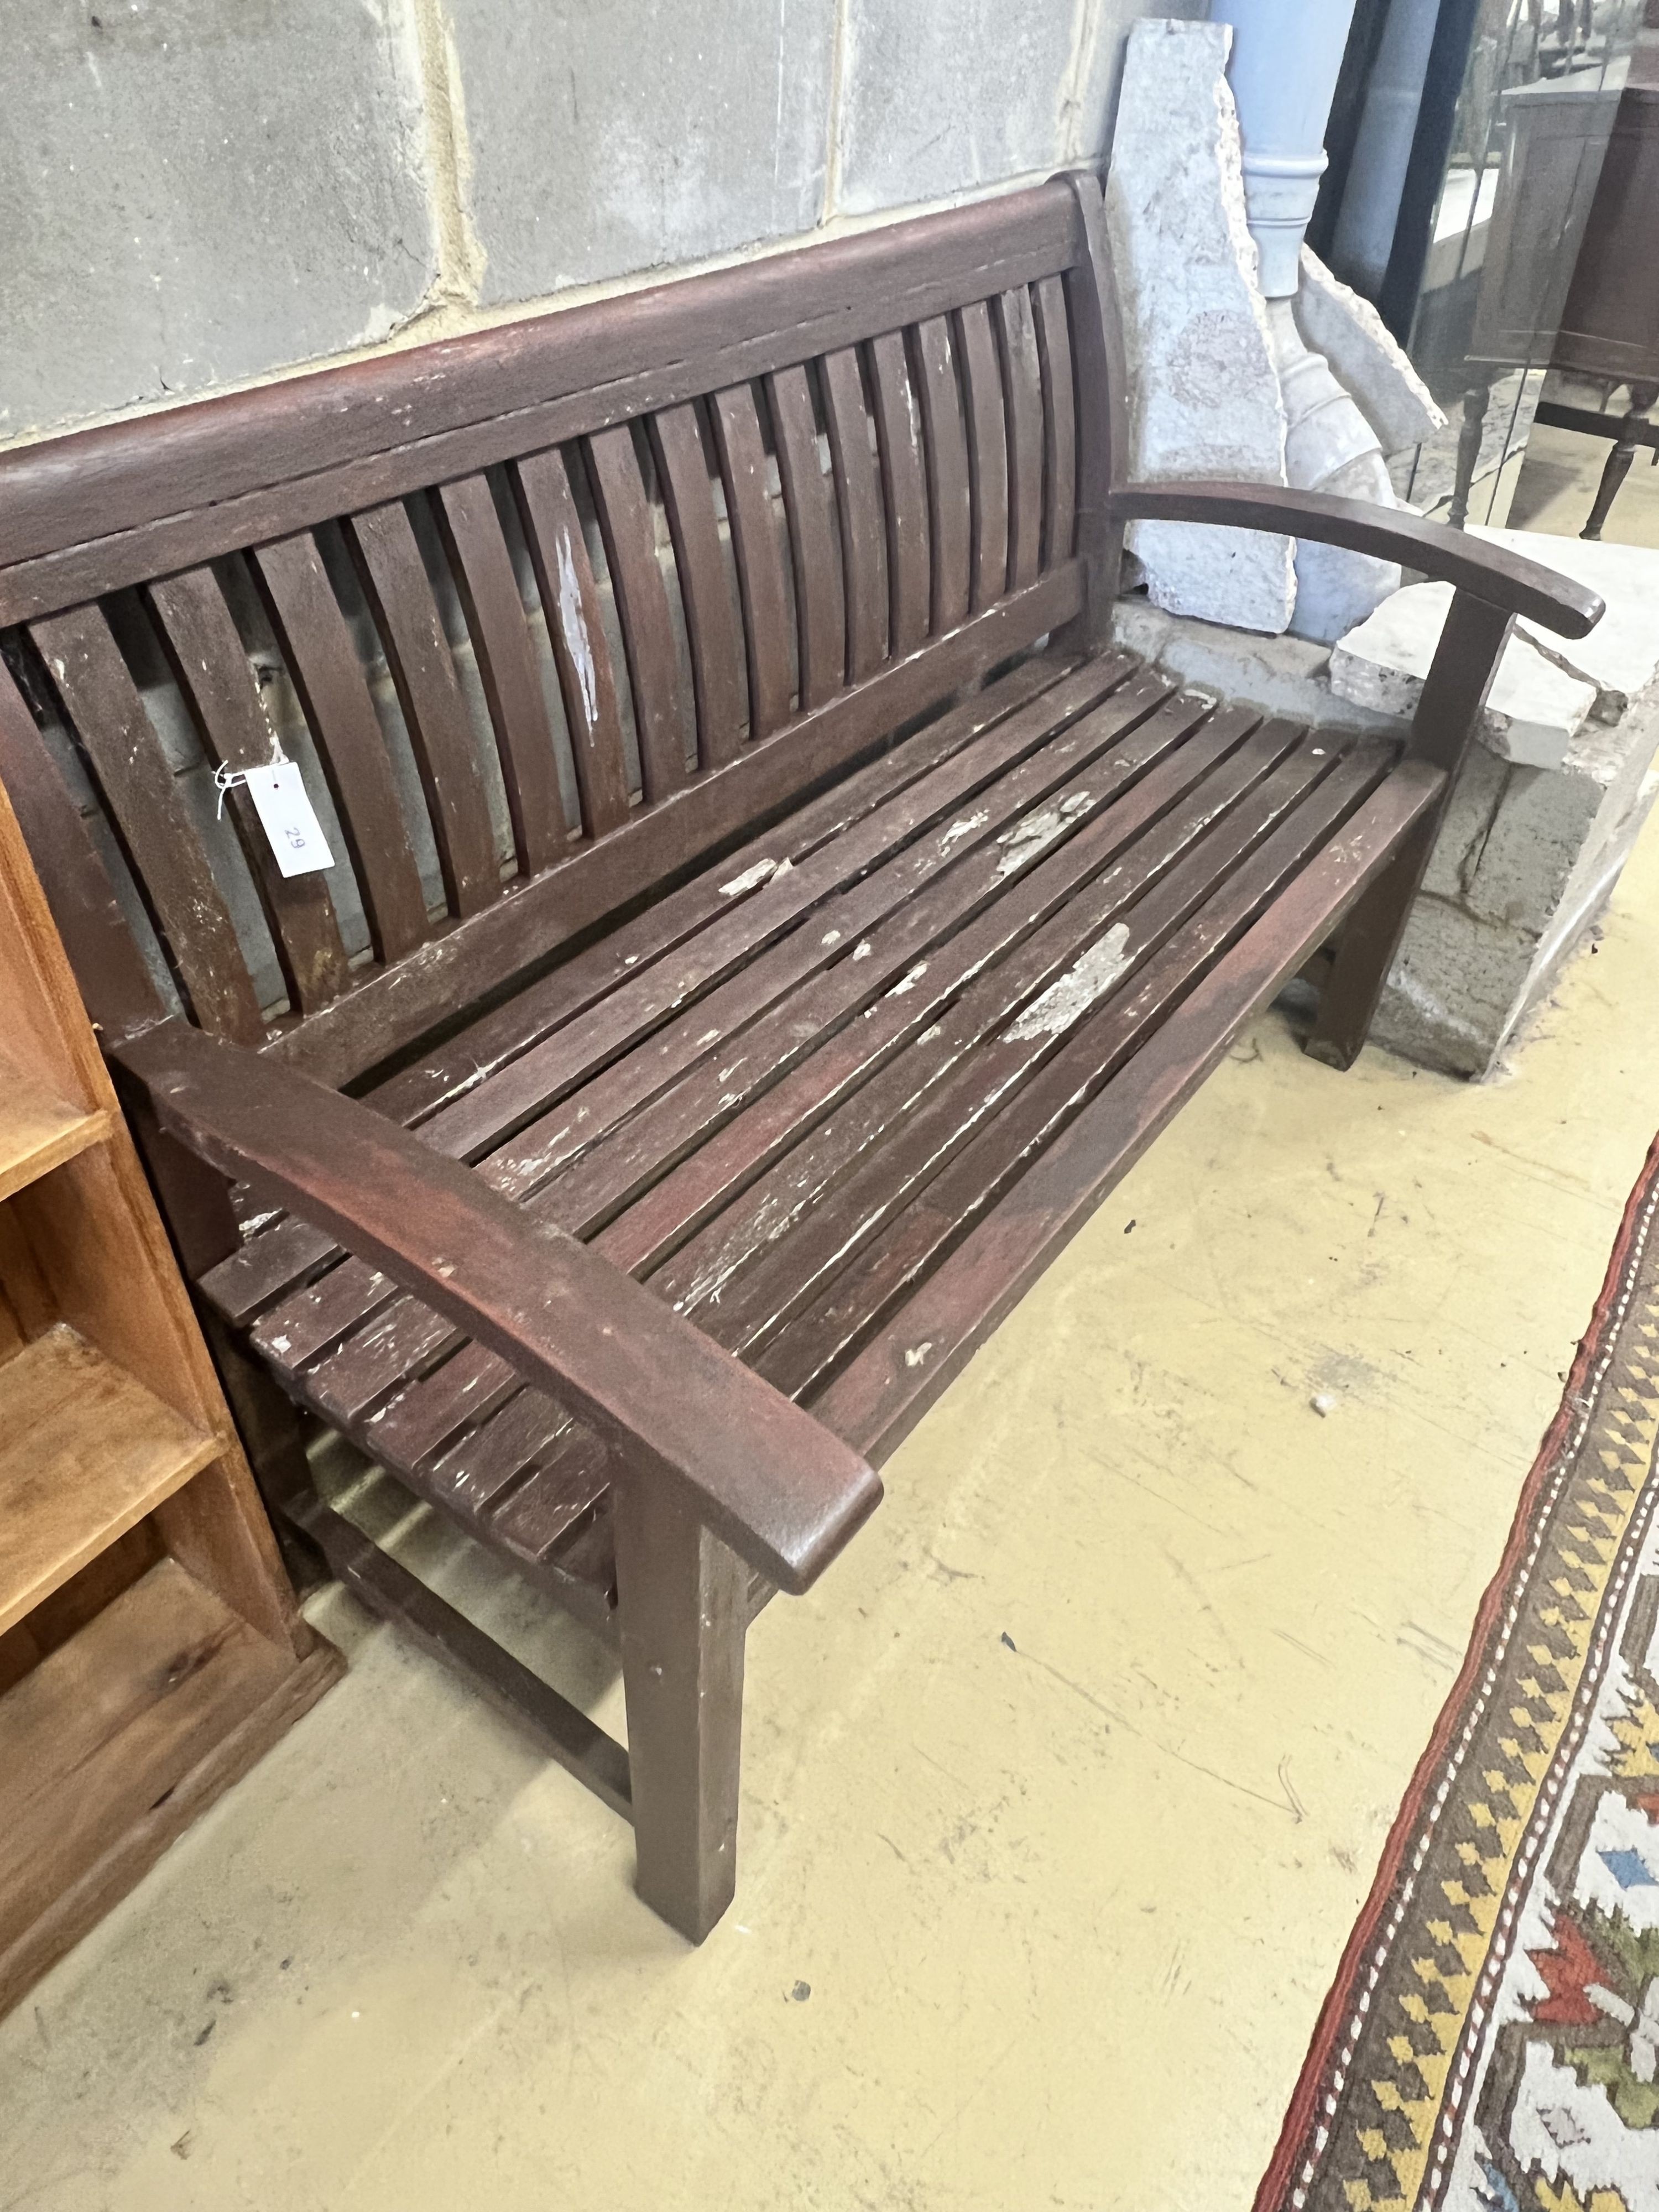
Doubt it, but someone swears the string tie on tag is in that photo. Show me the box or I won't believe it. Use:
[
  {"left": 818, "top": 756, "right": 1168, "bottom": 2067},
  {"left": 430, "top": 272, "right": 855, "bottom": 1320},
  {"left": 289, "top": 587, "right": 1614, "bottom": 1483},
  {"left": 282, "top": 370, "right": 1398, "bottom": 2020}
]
[{"left": 215, "top": 734, "right": 290, "bottom": 816}]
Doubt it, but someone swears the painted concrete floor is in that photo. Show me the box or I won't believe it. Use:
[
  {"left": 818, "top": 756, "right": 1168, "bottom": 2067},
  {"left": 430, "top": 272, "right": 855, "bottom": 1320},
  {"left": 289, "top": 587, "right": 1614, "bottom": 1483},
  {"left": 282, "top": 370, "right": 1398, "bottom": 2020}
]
[{"left": 5, "top": 477, "right": 1658, "bottom": 2203}]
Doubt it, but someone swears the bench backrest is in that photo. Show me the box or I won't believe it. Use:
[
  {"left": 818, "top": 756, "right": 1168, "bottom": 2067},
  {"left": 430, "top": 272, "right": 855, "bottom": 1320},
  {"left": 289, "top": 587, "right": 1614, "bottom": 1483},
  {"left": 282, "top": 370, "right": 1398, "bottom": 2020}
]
[{"left": 0, "top": 174, "right": 1124, "bottom": 1091}]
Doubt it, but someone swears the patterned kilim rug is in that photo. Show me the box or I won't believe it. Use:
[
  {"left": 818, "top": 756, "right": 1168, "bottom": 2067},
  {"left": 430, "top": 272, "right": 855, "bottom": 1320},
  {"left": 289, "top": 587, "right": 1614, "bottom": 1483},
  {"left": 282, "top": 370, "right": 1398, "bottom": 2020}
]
[{"left": 1258, "top": 1135, "right": 1659, "bottom": 2212}]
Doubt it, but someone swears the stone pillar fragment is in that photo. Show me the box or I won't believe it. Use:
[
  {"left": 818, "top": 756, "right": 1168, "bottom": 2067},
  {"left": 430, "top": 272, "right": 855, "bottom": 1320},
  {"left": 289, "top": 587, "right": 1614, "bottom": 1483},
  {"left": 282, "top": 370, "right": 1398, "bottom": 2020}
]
[
  {"left": 1333, "top": 530, "right": 1659, "bottom": 1076},
  {"left": 1104, "top": 20, "right": 1296, "bottom": 634}
]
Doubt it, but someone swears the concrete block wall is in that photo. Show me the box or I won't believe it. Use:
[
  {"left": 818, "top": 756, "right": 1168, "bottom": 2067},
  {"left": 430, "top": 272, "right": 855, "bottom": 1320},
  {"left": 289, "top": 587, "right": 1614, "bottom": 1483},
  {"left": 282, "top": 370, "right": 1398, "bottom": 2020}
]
[{"left": 0, "top": 0, "right": 1204, "bottom": 447}]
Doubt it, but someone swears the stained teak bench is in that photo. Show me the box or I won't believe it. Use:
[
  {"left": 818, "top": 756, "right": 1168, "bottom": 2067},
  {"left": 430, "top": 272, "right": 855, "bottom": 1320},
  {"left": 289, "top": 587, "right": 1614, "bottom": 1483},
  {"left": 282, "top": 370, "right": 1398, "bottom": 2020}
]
[{"left": 0, "top": 175, "right": 1600, "bottom": 1939}]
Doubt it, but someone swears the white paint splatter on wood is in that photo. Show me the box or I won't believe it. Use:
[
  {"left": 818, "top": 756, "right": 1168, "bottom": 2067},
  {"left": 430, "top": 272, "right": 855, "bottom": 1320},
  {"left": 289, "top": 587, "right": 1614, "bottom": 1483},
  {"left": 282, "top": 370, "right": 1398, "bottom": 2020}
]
[
  {"left": 1003, "top": 924, "right": 1134, "bottom": 1041},
  {"left": 554, "top": 526, "right": 601, "bottom": 729},
  {"left": 938, "top": 810, "right": 989, "bottom": 851},
  {"left": 993, "top": 791, "right": 1094, "bottom": 878},
  {"left": 720, "top": 857, "right": 778, "bottom": 896}
]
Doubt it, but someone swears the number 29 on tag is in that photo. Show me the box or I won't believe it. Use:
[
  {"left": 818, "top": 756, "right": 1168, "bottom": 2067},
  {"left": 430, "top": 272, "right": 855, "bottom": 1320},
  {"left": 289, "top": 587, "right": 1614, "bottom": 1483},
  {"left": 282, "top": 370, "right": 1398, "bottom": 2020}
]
[{"left": 236, "top": 761, "right": 335, "bottom": 878}]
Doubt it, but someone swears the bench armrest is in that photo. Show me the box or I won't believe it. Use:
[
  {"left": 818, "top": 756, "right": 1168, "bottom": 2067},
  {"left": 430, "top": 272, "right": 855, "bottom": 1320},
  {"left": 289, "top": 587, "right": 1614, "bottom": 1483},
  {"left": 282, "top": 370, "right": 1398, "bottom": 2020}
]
[
  {"left": 118, "top": 1020, "right": 881, "bottom": 1595},
  {"left": 1107, "top": 481, "right": 1605, "bottom": 639}
]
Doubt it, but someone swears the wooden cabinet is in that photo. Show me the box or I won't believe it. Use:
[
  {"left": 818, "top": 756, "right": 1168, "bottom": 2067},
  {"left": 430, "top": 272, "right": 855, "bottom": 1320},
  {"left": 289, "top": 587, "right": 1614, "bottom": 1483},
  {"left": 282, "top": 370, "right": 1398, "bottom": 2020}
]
[
  {"left": 1540, "top": 59, "right": 1659, "bottom": 536},
  {"left": 0, "top": 774, "right": 341, "bottom": 2016}
]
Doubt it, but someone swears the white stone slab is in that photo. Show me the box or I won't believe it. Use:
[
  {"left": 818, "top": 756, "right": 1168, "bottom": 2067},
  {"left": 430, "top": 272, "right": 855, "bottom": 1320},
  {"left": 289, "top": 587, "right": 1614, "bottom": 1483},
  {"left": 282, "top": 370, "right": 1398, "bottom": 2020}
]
[
  {"left": 1104, "top": 20, "right": 1295, "bottom": 634},
  {"left": 1330, "top": 578, "right": 1599, "bottom": 771},
  {"left": 1112, "top": 599, "right": 1397, "bottom": 736},
  {"left": 1470, "top": 527, "right": 1659, "bottom": 721},
  {"left": 1294, "top": 249, "right": 1446, "bottom": 457}
]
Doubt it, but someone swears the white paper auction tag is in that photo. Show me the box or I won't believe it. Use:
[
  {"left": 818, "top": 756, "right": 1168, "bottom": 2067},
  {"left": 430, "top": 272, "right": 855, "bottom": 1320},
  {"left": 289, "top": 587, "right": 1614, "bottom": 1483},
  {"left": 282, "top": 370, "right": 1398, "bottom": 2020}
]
[{"left": 222, "top": 759, "right": 335, "bottom": 878}]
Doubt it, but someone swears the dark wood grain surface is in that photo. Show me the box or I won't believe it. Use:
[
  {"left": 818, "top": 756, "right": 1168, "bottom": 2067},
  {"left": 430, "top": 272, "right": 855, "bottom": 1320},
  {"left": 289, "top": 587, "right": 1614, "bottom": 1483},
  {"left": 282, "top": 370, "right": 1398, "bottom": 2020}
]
[
  {"left": 1109, "top": 482, "right": 1604, "bottom": 636},
  {"left": 119, "top": 1017, "right": 881, "bottom": 1596}
]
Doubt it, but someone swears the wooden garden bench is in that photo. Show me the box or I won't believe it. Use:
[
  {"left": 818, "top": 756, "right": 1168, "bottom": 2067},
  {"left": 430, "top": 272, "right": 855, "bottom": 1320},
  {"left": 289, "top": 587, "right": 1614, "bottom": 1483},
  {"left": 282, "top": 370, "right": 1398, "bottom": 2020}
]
[{"left": 0, "top": 174, "right": 1600, "bottom": 1941}]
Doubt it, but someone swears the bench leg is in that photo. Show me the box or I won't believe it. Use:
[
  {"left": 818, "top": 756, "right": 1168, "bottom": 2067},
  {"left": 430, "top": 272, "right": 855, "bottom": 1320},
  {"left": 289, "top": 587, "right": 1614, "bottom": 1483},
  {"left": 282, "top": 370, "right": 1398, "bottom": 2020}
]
[
  {"left": 1305, "top": 812, "right": 1436, "bottom": 1071},
  {"left": 613, "top": 1474, "right": 749, "bottom": 1943}
]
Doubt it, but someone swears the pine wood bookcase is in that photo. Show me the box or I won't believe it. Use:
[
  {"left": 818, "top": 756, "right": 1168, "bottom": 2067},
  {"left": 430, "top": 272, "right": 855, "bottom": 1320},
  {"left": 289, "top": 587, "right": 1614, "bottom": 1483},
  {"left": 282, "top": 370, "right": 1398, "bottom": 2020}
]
[{"left": 0, "top": 775, "right": 341, "bottom": 2017}]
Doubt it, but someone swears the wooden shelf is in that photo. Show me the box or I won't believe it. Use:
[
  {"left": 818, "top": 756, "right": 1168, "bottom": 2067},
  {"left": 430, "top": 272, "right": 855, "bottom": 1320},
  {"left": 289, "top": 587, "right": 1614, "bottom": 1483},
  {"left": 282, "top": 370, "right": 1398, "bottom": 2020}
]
[
  {"left": 0, "top": 1557, "right": 340, "bottom": 2017},
  {"left": 0, "top": 1057, "right": 107, "bottom": 1203},
  {"left": 0, "top": 759, "right": 341, "bottom": 2014},
  {"left": 0, "top": 1324, "right": 221, "bottom": 1637}
]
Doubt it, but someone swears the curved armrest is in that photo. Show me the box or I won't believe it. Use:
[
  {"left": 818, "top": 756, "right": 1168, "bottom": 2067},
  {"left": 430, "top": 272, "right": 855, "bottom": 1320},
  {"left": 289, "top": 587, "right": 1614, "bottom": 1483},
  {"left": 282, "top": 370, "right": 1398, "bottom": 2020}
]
[
  {"left": 118, "top": 1020, "right": 881, "bottom": 1595},
  {"left": 1108, "top": 481, "right": 1604, "bottom": 640}
]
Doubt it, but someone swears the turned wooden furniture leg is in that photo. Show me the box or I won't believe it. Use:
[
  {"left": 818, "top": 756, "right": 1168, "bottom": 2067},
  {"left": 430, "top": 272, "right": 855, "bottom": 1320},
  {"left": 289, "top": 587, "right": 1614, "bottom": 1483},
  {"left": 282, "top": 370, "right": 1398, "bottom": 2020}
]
[
  {"left": 613, "top": 1472, "right": 749, "bottom": 1943},
  {"left": 1447, "top": 379, "right": 1493, "bottom": 530},
  {"left": 1582, "top": 381, "right": 1658, "bottom": 540},
  {"left": 1306, "top": 592, "right": 1515, "bottom": 1069}
]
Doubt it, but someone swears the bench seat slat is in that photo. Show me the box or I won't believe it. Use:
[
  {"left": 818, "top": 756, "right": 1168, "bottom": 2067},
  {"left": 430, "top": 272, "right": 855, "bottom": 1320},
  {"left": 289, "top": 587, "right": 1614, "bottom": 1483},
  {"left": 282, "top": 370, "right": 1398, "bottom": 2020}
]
[
  {"left": 813, "top": 758, "right": 1446, "bottom": 1463},
  {"left": 245, "top": 656, "right": 1156, "bottom": 1375},
  {"left": 415, "top": 655, "right": 1142, "bottom": 1165},
  {"left": 748, "top": 745, "right": 1389, "bottom": 1395},
  {"left": 370, "top": 646, "right": 1084, "bottom": 1125},
  {"left": 640, "top": 712, "right": 1305, "bottom": 1337},
  {"left": 518, "top": 680, "right": 1190, "bottom": 1243},
  {"left": 422, "top": 1384, "right": 578, "bottom": 1521},
  {"left": 222, "top": 651, "right": 1407, "bottom": 1592},
  {"left": 481, "top": 734, "right": 1406, "bottom": 1575},
  {"left": 197, "top": 651, "right": 1094, "bottom": 1328}
]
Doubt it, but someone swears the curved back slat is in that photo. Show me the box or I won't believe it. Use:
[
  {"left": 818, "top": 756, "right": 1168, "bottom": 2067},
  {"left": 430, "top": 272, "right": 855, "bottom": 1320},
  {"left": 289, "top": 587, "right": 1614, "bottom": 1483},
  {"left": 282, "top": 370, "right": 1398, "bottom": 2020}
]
[
  {"left": 346, "top": 500, "right": 500, "bottom": 916},
  {"left": 995, "top": 288, "right": 1044, "bottom": 591},
  {"left": 820, "top": 348, "right": 888, "bottom": 684},
  {"left": 910, "top": 318, "right": 972, "bottom": 634},
  {"left": 1032, "top": 274, "right": 1078, "bottom": 570},
  {"left": 768, "top": 364, "right": 847, "bottom": 711},
  {"left": 956, "top": 301, "right": 1010, "bottom": 614},
  {"left": 514, "top": 447, "right": 633, "bottom": 839},
  {"left": 586, "top": 425, "right": 690, "bottom": 802},
  {"left": 253, "top": 531, "right": 431, "bottom": 964},
  {"left": 650, "top": 403, "right": 746, "bottom": 770},
  {"left": 435, "top": 473, "right": 572, "bottom": 873},
  {"left": 148, "top": 567, "right": 352, "bottom": 1015},
  {"left": 0, "top": 654, "right": 166, "bottom": 1039},
  {"left": 867, "top": 332, "right": 932, "bottom": 658},
  {"left": 709, "top": 385, "right": 794, "bottom": 741},
  {"left": 28, "top": 603, "right": 265, "bottom": 1041}
]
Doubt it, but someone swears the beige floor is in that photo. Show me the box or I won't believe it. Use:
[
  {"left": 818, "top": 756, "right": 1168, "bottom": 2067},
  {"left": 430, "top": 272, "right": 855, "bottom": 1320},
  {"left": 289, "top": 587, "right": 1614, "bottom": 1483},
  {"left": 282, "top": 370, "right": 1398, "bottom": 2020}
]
[
  {"left": 7, "top": 478, "right": 1659, "bottom": 2211},
  {"left": 1508, "top": 405, "right": 1659, "bottom": 548}
]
